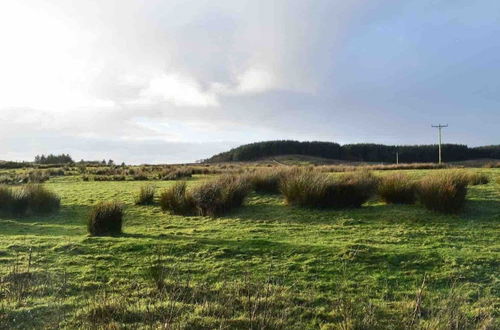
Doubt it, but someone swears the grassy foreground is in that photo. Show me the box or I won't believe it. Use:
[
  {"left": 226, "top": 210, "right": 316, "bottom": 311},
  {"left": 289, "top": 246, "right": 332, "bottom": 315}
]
[{"left": 0, "top": 169, "right": 499, "bottom": 329}]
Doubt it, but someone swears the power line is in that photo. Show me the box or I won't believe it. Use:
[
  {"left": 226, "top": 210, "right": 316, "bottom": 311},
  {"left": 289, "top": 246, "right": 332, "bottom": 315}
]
[{"left": 431, "top": 124, "right": 448, "bottom": 164}]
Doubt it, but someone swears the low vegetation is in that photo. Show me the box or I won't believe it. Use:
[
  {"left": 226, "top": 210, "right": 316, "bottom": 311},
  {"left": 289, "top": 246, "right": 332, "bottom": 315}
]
[
  {"left": 0, "top": 166, "right": 498, "bottom": 328},
  {"left": 246, "top": 167, "right": 292, "bottom": 194},
  {"left": 160, "top": 175, "right": 251, "bottom": 217},
  {"left": 378, "top": 172, "right": 417, "bottom": 204},
  {"left": 135, "top": 184, "right": 155, "bottom": 205},
  {"left": 417, "top": 171, "right": 468, "bottom": 214},
  {"left": 281, "top": 170, "right": 378, "bottom": 208},
  {"left": 0, "top": 184, "right": 60, "bottom": 215},
  {"left": 159, "top": 181, "right": 195, "bottom": 215},
  {"left": 87, "top": 201, "right": 124, "bottom": 236}
]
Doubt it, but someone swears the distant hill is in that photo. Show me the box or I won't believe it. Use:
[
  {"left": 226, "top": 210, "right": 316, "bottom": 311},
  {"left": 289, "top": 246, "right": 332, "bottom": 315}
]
[{"left": 205, "top": 140, "right": 500, "bottom": 163}]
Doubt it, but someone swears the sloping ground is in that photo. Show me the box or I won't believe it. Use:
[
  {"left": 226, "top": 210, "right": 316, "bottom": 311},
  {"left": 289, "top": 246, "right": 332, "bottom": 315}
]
[{"left": 0, "top": 169, "right": 499, "bottom": 328}]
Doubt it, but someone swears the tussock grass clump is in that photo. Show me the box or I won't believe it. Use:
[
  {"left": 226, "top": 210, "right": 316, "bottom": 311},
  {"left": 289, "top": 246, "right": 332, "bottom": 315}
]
[
  {"left": 417, "top": 171, "right": 468, "bottom": 214},
  {"left": 463, "top": 172, "right": 490, "bottom": 185},
  {"left": 0, "top": 184, "right": 60, "bottom": 215},
  {"left": 160, "top": 175, "right": 251, "bottom": 217},
  {"left": 378, "top": 173, "right": 417, "bottom": 204},
  {"left": 331, "top": 171, "right": 379, "bottom": 208},
  {"left": 191, "top": 175, "right": 251, "bottom": 216},
  {"left": 246, "top": 168, "right": 292, "bottom": 194},
  {"left": 280, "top": 170, "right": 333, "bottom": 208},
  {"left": 22, "top": 184, "right": 61, "bottom": 214},
  {"left": 159, "top": 182, "right": 195, "bottom": 215},
  {"left": 135, "top": 185, "right": 155, "bottom": 205},
  {"left": 280, "top": 170, "right": 378, "bottom": 208},
  {"left": 87, "top": 201, "right": 123, "bottom": 236},
  {"left": 0, "top": 185, "right": 13, "bottom": 212}
]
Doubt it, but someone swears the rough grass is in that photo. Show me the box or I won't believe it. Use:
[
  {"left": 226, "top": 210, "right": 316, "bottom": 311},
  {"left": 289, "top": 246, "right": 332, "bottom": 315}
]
[
  {"left": 418, "top": 171, "right": 468, "bottom": 214},
  {"left": 0, "top": 169, "right": 498, "bottom": 328},
  {"left": 378, "top": 172, "right": 417, "bottom": 204},
  {"left": 246, "top": 167, "right": 292, "bottom": 194},
  {"left": 159, "top": 181, "right": 195, "bottom": 215},
  {"left": 0, "top": 184, "right": 60, "bottom": 215},
  {"left": 191, "top": 174, "right": 252, "bottom": 216},
  {"left": 135, "top": 184, "right": 155, "bottom": 205},
  {"left": 87, "top": 201, "right": 124, "bottom": 236},
  {"left": 280, "top": 170, "right": 378, "bottom": 208}
]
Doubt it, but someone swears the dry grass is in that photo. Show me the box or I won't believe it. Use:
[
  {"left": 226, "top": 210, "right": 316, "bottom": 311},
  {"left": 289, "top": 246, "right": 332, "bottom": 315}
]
[
  {"left": 378, "top": 172, "right": 417, "bottom": 204},
  {"left": 135, "top": 184, "right": 155, "bottom": 205},
  {"left": 417, "top": 171, "right": 468, "bottom": 213},
  {"left": 87, "top": 201, "right": 124, "bottom": 236},
  {"left": 280, "top": 170, "right": 378, "bottom": 208}
]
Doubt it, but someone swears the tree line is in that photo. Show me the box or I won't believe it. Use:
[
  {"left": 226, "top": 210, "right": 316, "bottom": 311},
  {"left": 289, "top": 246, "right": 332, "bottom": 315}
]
[
  {"left": 205, "top": 140, "right": 500, "bottom": 163},
  {"left": 34, "top": 154, "right": 74, "bottom": 164}
]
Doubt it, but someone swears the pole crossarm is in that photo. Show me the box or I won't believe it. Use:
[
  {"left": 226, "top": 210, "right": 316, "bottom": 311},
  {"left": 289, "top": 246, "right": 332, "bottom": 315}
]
[{"left": 431, "top": 124, "right": 448, "bottom": 164}]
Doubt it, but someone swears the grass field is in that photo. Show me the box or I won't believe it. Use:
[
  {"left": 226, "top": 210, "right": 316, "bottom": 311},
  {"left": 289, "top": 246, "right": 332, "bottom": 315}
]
[{"left": 0, "top": 169, "right": 499, "bottom": 329}]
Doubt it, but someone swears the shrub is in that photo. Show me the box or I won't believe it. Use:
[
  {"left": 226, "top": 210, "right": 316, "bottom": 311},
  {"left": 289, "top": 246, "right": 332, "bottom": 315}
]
[
  {"left": 280, "top": 170, "right": 378, "bottom": 209},
  {"left": 135, "top": 185, "right": 155, "bottom": 205},
  {"left": 159, "top": 182, "right": 195, "bottom": 215},
  {"left": 378, "top": 173, "right": 417, "bottom": 204},
  {"left": 191, "top": 175, "right": 251, "bottom": 216},
  {"left": 87, "top": 201, "right": 123, "bottom": 236},
  {"left": 417, "top": 171, "right": 468, "bottom": 214}
]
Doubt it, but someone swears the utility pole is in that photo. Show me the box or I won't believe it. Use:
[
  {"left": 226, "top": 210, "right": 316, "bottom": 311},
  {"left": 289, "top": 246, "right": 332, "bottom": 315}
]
[
  {"left": 396, "top": 151, "right": 399, "bottom": 164},
  {"left": 431, "top": 124, "right": 448, "bottom": 164}
]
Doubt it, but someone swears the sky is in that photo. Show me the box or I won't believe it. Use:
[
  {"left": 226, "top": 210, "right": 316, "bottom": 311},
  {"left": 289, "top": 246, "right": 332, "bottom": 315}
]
[{"left": 1, "top": 0, "right": 499, "bottom": 164}]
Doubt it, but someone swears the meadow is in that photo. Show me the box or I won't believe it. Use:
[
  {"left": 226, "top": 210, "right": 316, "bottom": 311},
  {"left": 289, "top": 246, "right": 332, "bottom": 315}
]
[{"left": 0, "top": 166, "right": 499, "bottom": 329}]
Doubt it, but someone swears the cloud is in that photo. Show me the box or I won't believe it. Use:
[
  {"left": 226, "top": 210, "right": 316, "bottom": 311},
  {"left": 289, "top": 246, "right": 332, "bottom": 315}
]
[
  {"left": 138, "top": 73, "right": 218, "bottom": 107},
  {"left": 0, "top": 0, "right": 499, "bottom": 163}
]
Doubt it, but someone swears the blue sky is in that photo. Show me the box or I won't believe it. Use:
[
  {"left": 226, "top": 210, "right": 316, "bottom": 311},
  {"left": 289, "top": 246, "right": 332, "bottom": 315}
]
[{"left": 0, "top": 0, "right": 499, "bottom": 163}]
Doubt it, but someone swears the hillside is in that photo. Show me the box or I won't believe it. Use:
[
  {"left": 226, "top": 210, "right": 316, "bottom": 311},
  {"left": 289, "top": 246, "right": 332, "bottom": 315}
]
[{"left": 205, "top": 140, "right": 500, "bottom": 163}]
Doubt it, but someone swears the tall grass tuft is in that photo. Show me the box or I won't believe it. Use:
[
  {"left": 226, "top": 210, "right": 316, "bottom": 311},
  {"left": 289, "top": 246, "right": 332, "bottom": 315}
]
[
  {"left": 417, "top": 171, "right": 468, "bottom": 213},
  {"left": 191, "top": 175, "right": 251, "bottom": 216},
  {"left": 378, "top": 173, "right": 417, "bottom": 204},
  {"left": 159, "top": 182, "right": 195, "bottom": 215},
  {"left": 246, "top": 168, "right": 292, "bottom": 194},
  {"left": 0, "top": 184, "right": 60, "bottom": 215},
  {"left": 0, "top": 185, "right": 13, "bottom": 212},
  {"left": 160, "top": 176, "right": 252, "bottom": 217},
  {"left": 463, "top": 172, "right": 490, "bottom": 186},
  {"left": 332, "top": 171, "right": 379, "bottom": 208},
  {"left": 280, "top": 170, "right": 378, "bottom": 209},
  {"left": 87, "top": 201, "right": 123, "bottom": 236},
  {"left": 135, "top": 184, "right": 155, "bottom": 205}
]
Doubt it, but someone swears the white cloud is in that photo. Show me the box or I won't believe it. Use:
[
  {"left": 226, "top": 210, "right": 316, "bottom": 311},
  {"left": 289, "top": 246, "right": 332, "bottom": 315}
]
[{"left": 138, "top": 73, "right": 218, "bottom": 107}]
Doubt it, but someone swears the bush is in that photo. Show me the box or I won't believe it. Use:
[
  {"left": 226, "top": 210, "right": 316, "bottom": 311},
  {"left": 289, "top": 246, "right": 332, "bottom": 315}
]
[
  {"left": 159, "top": 182, "right": 195, "bottom": 215},
  {"left": 280, "top": 170, "right": 378, "bottom": 209},
  {"left": 135, "top": 185, "right": 155, "bottom": 205},
  {"left": 417, "top": 171, "right": 468, "bottom": 214},
  {"left": 378, "top": 173, "right": 417, "bottom": 204},
  {"left": 87, "top": 201, "right": 123, "bottom": 236},
  {"left": 191, "top": 175, "right": 251, "bottom": 216}
]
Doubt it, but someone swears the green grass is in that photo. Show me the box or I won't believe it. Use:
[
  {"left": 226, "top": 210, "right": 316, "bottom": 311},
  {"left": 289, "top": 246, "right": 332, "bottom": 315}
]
[{"left": 0, "top": 170, "right": 499, "bottom": 328}]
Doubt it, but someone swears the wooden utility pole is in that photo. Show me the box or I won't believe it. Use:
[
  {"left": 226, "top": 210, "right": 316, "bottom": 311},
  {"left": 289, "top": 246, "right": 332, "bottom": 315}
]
[{"left": 431, "top": 124, "right": 448, "bottom": 164}]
